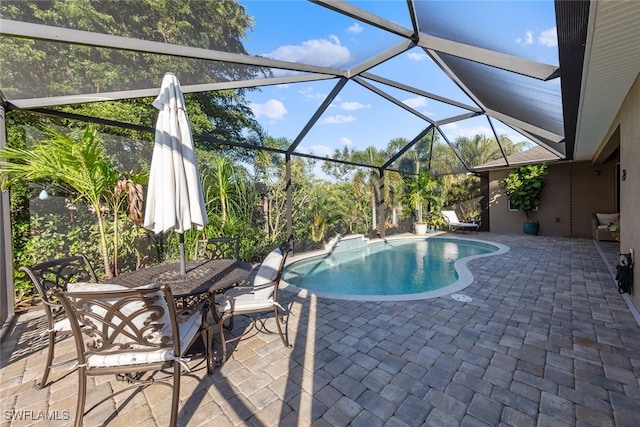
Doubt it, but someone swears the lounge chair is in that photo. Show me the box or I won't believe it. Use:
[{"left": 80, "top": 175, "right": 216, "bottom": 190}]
[{"left": 441, "top": 210, "right": 479, "bottom": 234}]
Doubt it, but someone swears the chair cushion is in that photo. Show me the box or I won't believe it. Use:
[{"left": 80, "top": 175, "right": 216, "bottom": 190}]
[
  {"left": 85, "top": 301, "right": 202, "bottom": 368},
  {"left": 595, "top": 213, "right": 619, "bottom": 226},
  {"left": 222, "top": 288, "right": 275, "bottom": 313},
  {"left": 441, "top": 210, "right": 460, "bottom": 223},
  {"left": 253, "top": 248, "right": 283, "bottom": 300},
  {"left": 52, "top": 318, "right": 71, "bottom": 332},
  {"left": 68, "top": 282, "right": 173, "bottom": 347},
  {"left": 67, "top": 282, "right": 130, "bottom": 292}
]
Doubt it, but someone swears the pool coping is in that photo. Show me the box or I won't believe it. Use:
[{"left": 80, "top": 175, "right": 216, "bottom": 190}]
[{"left": 281, "top": 233, "right": 510, "bottom": 301}]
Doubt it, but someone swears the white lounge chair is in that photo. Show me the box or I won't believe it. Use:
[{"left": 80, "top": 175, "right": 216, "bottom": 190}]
[{"left": 441, "top": 210, "right": 479, "bottom": 234}]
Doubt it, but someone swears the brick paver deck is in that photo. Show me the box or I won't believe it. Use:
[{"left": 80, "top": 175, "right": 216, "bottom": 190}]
[{"left": 1, "top": 234, "right": 639, "bottom": 426}]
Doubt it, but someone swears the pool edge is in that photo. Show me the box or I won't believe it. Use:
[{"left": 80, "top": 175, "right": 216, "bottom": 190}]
[{"left": 281, "top": 234, "right": 510, "bottom": 302}]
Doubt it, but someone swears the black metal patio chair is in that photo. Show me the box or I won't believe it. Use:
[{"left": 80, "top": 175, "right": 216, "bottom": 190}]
[
  {"left": 19, "top": 254, "right": 98, "bottom": 388},
  {"left": 54, "top": 283, "right": 211, "bottom": 427}
]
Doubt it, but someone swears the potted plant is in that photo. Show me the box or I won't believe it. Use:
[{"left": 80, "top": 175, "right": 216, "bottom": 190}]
[
  {"left": 403, "top": 170, "right": 443, "bottom": 235},
  {"left": 501, "top": 163, "right": 548, "bottom": 235}
]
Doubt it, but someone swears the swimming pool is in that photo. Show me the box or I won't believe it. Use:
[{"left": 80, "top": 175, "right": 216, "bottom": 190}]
[{"left": 282, "top": 236, "right": 509, "bottom": 301}]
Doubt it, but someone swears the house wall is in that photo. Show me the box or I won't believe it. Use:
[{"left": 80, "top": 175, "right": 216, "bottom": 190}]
[
  {"left": 488, "top": 158, "right": 618, "bottom": 238},
  {"left": 488, "top": 74, "right": 639, "bottom": 312},
  {"left": 619, "top": 74, "right": 640, "bottom": 311}
]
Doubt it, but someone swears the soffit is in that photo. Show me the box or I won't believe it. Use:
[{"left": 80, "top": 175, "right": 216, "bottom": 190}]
[{"left": 574, "top": 0, "right": 640, "bottom": 162}]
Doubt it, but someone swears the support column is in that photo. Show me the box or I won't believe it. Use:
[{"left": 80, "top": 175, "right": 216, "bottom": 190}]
[
  {"left": 0, "top": 102, "right": 16, "bottom": 341},
  {"left": 285, "top": 153, "right": 293, "bottom": 244},
  {"left": 378, "top": 169, "right": 386, "bottom": 238}
]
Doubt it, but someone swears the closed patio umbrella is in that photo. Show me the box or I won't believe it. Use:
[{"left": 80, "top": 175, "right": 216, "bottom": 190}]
[{"left": 144, "top": 72, "right": 208, "bottom": 275}]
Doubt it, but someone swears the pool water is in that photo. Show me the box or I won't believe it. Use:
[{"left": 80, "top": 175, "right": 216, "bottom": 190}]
[{"left": 283, "top": 237, "right": 502, "bottom": 299}]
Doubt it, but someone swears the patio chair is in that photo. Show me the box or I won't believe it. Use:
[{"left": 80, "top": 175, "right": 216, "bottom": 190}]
[
  {"left": 54, "top": 283, "right": 211, "bottom": 427},
  {"left": 194, "top": 237, "right": 240, "bottom": 261},
  {"left": 211, "top": 241, "right": 293, "bottom": 364},
  {"left": 18, "top": 254, "right": 98, "bottom": 389},
  {"left": 441, "top": 210, "right": 479, "bottom": 234}
]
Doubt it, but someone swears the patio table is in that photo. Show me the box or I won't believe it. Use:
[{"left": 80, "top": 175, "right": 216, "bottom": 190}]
[
  {"left": 109, "top": 258, "right": 253, "bottom": 298},
  {"left": 109, "top": 258, "right": 253, "bottom": 365}
]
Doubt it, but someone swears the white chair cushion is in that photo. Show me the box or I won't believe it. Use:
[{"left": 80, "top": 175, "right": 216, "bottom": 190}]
[
  {"left": 595, "top": 213, "right": 619, "bottom": 226},
  {"left": 68, "top": 282, "right": 172, "bottom": 347},
  {"left": 442, "top": 210, "right": 460, "bottom": 223},
  {"left": 52, "top": 283, "right": 133, "bottom": 333},
  {"left": 253, "top": 248, "right": 283, "bottom": 300},
  {"left": 222, "top": 289, "right": 275, "bottom": 312},
  {"left": 53, "top": 318, "right": 71, "bottom": 332},
  {"left": 67, "top": 282, "right": 130, "bottom": 292},
  {"left": 442, "top": 210, "right": 477, "bottom": 227},
  {"left": 85, "top": 301, "right": 202, "bottom": 368}
]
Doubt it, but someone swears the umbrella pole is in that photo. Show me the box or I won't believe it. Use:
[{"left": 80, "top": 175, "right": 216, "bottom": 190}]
[{"left": 179, "top": 233, "right": 186, "bottom": 275}]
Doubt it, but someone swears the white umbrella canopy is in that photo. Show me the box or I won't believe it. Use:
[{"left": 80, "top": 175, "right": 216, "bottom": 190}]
[{"left": 144, "top": 72, "right": 208, "bottom": 274}]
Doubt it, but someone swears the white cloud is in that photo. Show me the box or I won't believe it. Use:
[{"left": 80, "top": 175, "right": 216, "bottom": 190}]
[
  {"left": 347, "top": 22, "right": 363, "bottom": 34},
  {"left": 441, "top": 124, "right": 493, "bottom": 140},
  {"left": 515, "top": 30, "right": 534, "bottom": 45},
  {"left": 538, "top": 27, "right": 557, "bottom": 47},
  {"left": 263, "top": 35, "right": 351, "bottom": 67},
  {"left": 319, "top": 115, "right": 356, "bottom": 124},
  {"left": 407, "top": 51, "right": 428, "bottom": 61},
  {"left": 306, "top": 144, "right": 334, "bottom": 157},
  {"left": 250, "top": 99, "right": 287, "bottom": 120},
  {"left": 340, "top": 137, "right": 352, "bottom": 146},
  {"left": 402, "top": 96, "right": 428, "bottom": 109},
  {"left": 516, "top": 27, "right": 557, "bottom": 48},
  {"left": 339, "top": 101, "right": 370, "bottom": 111}
]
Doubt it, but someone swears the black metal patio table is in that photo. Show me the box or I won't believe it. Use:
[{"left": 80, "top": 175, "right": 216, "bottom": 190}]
[
  {"left": 109, "top": 259, "right": 253, "bottom": 299},
  {"left": 107, "top": 258, "right": 253, "bottom": 372}
]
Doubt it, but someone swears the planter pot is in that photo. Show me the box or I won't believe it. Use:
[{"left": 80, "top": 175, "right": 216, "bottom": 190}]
[
  {"left": 523, "top": 221, "right": 539, "bottom": 235},
  {"left": 414, "top": 223, "right": 428, "bottom": 235}
]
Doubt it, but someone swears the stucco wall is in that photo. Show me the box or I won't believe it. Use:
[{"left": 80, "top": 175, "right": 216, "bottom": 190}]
[
  {"left": 488, "top": 75, "right": 639, "bottom": 312},
  {"left": 619, "top": 75, "right": 640, "bottom": 311},
  {"left": 488, "top": 158, "right": 618, "bottom": 238}
]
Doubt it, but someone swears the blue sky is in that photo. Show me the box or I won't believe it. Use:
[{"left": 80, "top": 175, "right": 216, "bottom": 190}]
[{"left": 236, "top": 1, "right": 559, "bottom": 160}]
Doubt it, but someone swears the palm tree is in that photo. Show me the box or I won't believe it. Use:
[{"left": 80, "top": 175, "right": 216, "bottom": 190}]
[
  {"left": 1, "top": 126, "right": 120, "bottom": 278},
  {"left": 403, "top": 170, "right": 443, "bottom": 225},
  {"left": 201, "top": 154, "right": 245, "bottom": 229},
  {"left": 349, "top": 146, "right": 386, "bottom": 234}
]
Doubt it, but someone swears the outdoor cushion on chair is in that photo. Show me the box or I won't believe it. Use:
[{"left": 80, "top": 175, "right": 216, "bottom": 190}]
[
  {"left": 212, "top": 241, "right": 293, "bottom": 365},
  {"left": 55, "top": 284, "right": 211, "bottom": 427},
  {"left": 441, "top": 210, "right": 479, "bottom": 234},
  {"left": 593, "top": 213, "right": 619, "bottom": 241},
  {"left": 18, "top": 254, "right": 98, "bottom": 389}
]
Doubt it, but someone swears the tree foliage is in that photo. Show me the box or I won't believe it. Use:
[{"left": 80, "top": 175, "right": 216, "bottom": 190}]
[
  {"left": 0, "top": 127, "right": 120, "bottom": 277},
  {"left": 501, "top": 163, "right": 548, "bottom": 221},
  {"left": 1, "top": 0, "right": 263, "bottom": 146}
]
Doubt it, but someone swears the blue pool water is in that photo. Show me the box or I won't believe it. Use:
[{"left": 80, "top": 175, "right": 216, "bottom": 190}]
[{"left": 283, "top": 237, "right": 502, "bottom": 298}]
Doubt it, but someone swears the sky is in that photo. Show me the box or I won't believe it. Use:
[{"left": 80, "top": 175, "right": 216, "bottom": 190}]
[{"left": 235, "top": 1, "right": 560, "bottom": 162}]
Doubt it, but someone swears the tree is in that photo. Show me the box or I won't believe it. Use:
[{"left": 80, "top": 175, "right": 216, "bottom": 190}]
[
  {"left": 402, "top": 170, "right": 443, "bottom": 225},
  {"left": 0, "top": 126, "right": 121, "bottom": 277},
  {"left": 501, "top": 163, "right": 548, "bottom": 221},
  {"left": 1, "top": 0, "right": 263, "bottom": 145},
  {"left": 323, "top": 146, "right": 386, "bottom": 234}
]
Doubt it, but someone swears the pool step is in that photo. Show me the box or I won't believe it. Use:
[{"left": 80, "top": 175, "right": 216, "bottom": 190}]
[{"left": 326, "top": 234, "right": 369, "bottom": 254}]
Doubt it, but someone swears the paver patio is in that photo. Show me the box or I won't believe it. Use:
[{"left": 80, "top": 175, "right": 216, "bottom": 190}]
[{"left": 1, "top": 233, "right": 639, "bottom": 426}]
